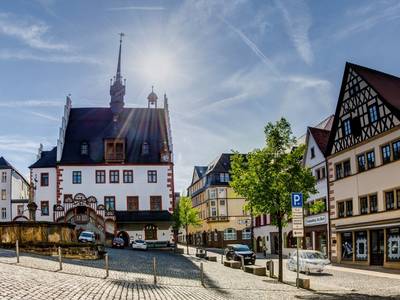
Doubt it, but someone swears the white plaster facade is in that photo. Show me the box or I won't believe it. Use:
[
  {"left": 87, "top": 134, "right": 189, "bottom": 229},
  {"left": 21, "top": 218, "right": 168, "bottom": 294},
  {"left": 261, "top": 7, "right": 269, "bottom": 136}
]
[{"left": 31, "top": 167, "right": 56, "bottom": 222}]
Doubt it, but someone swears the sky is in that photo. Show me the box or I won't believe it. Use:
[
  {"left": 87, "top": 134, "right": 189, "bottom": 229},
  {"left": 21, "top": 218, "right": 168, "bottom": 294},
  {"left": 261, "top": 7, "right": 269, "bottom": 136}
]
[{"left": 1, "top": 0, "right": 400, "bottom": 192}]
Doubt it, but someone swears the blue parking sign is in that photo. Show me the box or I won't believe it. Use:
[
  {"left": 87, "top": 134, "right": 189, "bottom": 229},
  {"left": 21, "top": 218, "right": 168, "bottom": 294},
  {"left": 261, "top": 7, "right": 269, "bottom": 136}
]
[{"left": 291, "top": 193, "right": 303, "bottom": 208}]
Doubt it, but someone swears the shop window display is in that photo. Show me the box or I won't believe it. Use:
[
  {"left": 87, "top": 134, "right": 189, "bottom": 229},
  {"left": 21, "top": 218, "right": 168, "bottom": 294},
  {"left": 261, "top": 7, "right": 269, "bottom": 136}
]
[
  {"left": 355, "top": 231, "right": 368, "bottom": 261},
  {"left": 341, "top": 232, "right": 353, "bottom": 260},
  {"left": 387, "top": 228, "right": 400, "bottom": 261}
]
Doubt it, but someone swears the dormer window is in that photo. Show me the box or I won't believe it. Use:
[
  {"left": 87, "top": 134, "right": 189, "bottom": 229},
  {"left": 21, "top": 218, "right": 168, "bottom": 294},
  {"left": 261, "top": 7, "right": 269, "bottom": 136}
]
[
  {"left": 142, "top": 142, "right": 150, "bottom": 155},
  {"left": 105, "top": 138, "right": 125, "bottom": 162},
  {"left": 80, "top": 141, "right": 89, "bottom": 156}
]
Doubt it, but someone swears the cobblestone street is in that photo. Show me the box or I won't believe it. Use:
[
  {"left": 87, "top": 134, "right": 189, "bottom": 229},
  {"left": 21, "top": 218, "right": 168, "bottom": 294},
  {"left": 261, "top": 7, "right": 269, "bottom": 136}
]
[{"left": 0, "top": 246, "right": 400, "bottom": 299}]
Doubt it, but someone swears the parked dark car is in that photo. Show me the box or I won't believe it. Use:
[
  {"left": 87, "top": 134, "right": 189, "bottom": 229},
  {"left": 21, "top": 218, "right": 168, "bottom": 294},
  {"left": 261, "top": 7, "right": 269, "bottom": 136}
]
[
  {"left": 224, "top": 244, "right": 256, "bottom": 265},
  {"left": 112, "top": 237, "right": 125, "bottom": 249}
]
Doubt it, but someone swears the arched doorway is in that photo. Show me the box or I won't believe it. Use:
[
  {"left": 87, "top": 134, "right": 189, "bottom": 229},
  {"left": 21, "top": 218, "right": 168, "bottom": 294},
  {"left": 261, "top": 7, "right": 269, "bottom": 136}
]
[
  {"left": 144, "top": 224, "right": 157, "bottom": 240},
  {"left": 118, "top": 231, "right": 130, "bottom": 246}
]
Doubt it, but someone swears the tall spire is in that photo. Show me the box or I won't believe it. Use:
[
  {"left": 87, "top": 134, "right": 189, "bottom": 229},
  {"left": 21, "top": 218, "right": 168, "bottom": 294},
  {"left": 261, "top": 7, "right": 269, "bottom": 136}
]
[
  {"left": 110, "top": 33, "right": 126, "bottom": 119},
  {"left": 116, "top": 32, "right": 124, "bottom": 82}
]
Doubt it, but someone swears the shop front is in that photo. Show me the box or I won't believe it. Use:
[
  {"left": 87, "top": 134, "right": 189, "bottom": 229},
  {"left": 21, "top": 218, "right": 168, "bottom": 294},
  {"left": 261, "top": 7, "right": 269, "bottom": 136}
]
[
  {"left": 336, "top": 225, "right": 400, "bottom": 269},
  {"left": 303, "top": 212, "right": 329, "bottom": 256}
]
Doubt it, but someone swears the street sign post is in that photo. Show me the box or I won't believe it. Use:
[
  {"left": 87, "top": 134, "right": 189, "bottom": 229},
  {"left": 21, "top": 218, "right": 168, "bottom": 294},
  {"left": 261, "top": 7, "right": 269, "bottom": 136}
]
[{"left": 291, "top": 193, "right": 304, "bottom": 289}]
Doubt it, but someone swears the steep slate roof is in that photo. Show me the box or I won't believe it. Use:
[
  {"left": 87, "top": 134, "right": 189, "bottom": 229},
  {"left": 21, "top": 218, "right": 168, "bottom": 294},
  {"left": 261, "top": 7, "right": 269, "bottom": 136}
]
[
  {"left": 326, "top": 62, "right": 400, "bottom": 156},
  {"left": 29, "top": 147, "right": 57, "bottom": 168},
  {"left": 0, "top": 157, "right": 12, "bottom": 169},
  {"left": 308, "top": 127, "right": 331, "bottom": 156},
  {"left": 206, "top": 153, "right": 233, "bottom": 174},
  {"left": 195, "top": 166, "right": 207, "bottom": 178},
  {"left": 60, "top": 107, "right": 169, "bottom": 164},
  {"left": 115, "top": 210, "right": 172, "bottom": 223}
]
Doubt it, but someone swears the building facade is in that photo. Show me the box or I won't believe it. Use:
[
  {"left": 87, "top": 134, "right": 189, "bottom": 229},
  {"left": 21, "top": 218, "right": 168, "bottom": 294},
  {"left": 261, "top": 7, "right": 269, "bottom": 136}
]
[
  {"left": 302, "top": 123, "right": 332, "bottom": 256},
  {"left": 327, "top": 62, "right": 400, "bottom": 268},
  {"left": 0, "top": 157, "right": 30, "bottom": 222},
  {"left": 187, "top": 154, "right": 251, "bottom": 248},
  {"left": 29, "top": 36, "right": 175, "bottom": 246}
]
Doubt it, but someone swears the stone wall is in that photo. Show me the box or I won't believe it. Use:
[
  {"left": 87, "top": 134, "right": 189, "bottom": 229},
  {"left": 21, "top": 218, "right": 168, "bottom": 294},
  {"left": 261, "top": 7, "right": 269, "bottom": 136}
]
[{"left": 0, "top": 221, "right": 76, "bottom": 244}]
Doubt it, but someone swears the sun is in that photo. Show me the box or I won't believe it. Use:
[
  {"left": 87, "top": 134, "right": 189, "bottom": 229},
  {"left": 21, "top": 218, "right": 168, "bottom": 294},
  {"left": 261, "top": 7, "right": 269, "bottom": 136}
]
[{"left": 135, "top": 50, "right": 178, "bottom": 86}]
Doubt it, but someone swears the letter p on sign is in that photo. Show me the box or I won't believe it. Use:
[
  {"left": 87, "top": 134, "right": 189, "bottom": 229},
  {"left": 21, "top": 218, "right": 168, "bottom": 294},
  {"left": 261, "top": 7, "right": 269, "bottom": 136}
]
[{"left": 291, "top": 193, "right": 303, "bottom": 208}]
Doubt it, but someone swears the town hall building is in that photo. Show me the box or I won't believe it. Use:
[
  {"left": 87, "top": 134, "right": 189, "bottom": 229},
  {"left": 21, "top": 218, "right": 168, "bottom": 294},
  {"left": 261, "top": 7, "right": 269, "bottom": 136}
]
[{"left": 29, "top": 35, "right": 175, "bottom": 246}]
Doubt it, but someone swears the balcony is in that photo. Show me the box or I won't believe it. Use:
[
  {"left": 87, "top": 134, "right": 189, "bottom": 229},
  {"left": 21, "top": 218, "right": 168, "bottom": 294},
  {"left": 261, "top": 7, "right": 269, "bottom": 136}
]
[
  {"left": 206, "top": 216, "right": 229, "bottom": 222},
  {"left": 105, "top": 152, "right": 125, "bottom": 162},
  {"left": 74, "top": 214, "right": 89, "bottom": 224}
]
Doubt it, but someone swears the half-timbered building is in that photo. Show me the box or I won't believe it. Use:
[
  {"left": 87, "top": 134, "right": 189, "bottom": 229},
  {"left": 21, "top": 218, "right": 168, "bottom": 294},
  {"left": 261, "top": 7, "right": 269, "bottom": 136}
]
[
  {"left": 29, "top": 36, "right": 175, "bottom": 246},
  {"left": 327, "top": 62, "right": 400, "bottom": 268}
]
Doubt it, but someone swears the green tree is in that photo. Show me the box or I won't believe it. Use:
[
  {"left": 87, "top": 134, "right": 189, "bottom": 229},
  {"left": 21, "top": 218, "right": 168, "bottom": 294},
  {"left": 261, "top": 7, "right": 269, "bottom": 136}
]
[
  {"left": 230, "top": 118, "right": 316, "bottom": 282},
  {"left": 309, "top": 199, "right": 326, "bottom": 215},
  {"left": 176, "top": 196, "right": 202, "bottom": 255}
]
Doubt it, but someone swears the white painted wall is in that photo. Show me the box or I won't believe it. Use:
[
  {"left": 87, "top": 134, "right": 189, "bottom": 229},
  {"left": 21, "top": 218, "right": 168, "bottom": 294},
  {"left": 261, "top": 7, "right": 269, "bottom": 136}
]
[
  {"left": 254, "top": 223, "right": 294, "bottom": 256},
  {"left": 59, "top": 165, "right": 171, "bottom": 211},
  {"left": 126, "top": 229, "right": 172, "bottom": 242},
  {"left": 32, "top": 167, "right": 57, "bottom": 222}
]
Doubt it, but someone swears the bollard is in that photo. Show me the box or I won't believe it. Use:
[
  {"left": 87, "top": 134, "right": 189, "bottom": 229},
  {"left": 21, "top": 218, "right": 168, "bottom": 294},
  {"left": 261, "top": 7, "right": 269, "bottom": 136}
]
[
  {"left": 221, "top": 253, "right": 224, "bottom": 264},
  {"left": 153, "top": 257, "right": 157, "bottom": 285},
  {"left": 16, "top": 240, "right": 19, "bottom": 263},
  {"left": 200, "top": 262, "right": 204, "bottom": 287},
  {"left": 240, "top": 255, "right": 245, "bottom": 270},
  {"left": 58, "top": 246, "right": 62, "bottom": 271},
  {"left": 105, "top": 253, "right": 109, "bottom": 278},
  {"left": 269, "top": 260, "right": 274, "bottom": 278}
]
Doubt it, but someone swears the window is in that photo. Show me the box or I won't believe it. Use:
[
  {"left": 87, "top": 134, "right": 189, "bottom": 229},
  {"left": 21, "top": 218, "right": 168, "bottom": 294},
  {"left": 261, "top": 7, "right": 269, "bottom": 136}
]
[
  {"left": 109, "top": 170, "right": 119, "bottom": 183},
  {"left": 150, "top": 196, "right": 162, "bottom": 211},
  {"left": 105, "top": 139, "right": 125, "bottom": 161},
  {"left": 393, "top": 140, "right": 400, "bottom": 161},
  {"left": 96, "top": 170, "right": 106, "bottom": 184},
  {"left": 1, "top": 171, "right": 6, "bottom": 183},
  {"left": 220, "top": 199, "right": 225, "bottom": 206},
  {"left": 1, "top": 208, "right": 6, "bottom": 219},
  {"left": 17, "top": 205, "right": 24, "bottom": 216},
  {"left": 387, "top": 227, "right": 400, "bottom": 261},
  {"left": 355, "top": 231, "right": 368, "bottom": 261},
  {"left": 72, "top": 171, "right": 81, "bottom": 184},
  {"left": 368, "top": 105, "right": 379, "bottom": 123},
  {"left": 142, "top": 142, "right": 149, "bottom": 155},
  {"left": 40, "top": 173, "right": 49, "bottom": 186},
  {"left": 346, "top": 200, "right": 353, "bottom": 216},
  {"left": 211, "top": 207, "right": 217, "bottom": 217},
  {"left": 360, "top": 197, "right": 368, "bottom": 215},
  {"left": 370, "top": 194, "right": 378, "bottom": 213},
  {"left": 224, "top": 228, "right": 237, "bottom": 241},
  {"left": 366, "top": 151, "right": 375, "bottom": 169},
  {"left": 321, "top": 167, "right": 326, "bottom": 179},
  {"left": 242, "top": 228, "right": 251, "bottom": 240},
  {"left": 338, "top": 202, "right": 345, "bottom": 218},
  {"left": 341, "top": 232, "right": 353, "bottom": 260},
  {"left": 357, "top": 154, "right": 366, "bottom": 172},
  {"left": 219, "top": 173, "right": 229, "bottom": 183},
  {"left": 80, "top": 141, "right": 89, "bottom": 156},
  {"left": 208, "top": 189, "right": 216, "bottom": 199},
  {"left": 315, "top": 169, "right": 321, "bottom": 180},
  {"left": 382, "top": 144, "right": 391, "bottom": 164},
  {"left": 1, "top": 189, "right": 6, "bottom": 200},
  {"left": 349, "top": 82, "right": 360, "bottom": 96},
  {"left": 123, "top": 170, "right": 133, "bottom": 183},
  {"left": 342, "top": 119, "right": 351, "bottom": 136},
  {"left": 104, "top": 196, "right": 115, "bottom": 211},
  {"left": 147, "top": 170, "right": 157, "bottom": 183},
  {"left": 310, "top": 147, "right": 315, "bottom": 159},
  {"left": 336, "top": 164, "right": 343, "bottom": 180},
  {"left": 343, "top": 160, "right": 351, "bottom": 177},
  {"left": 397, "top": 190, "right": 400, "bottom": 210},
  {"left": 386, "top": 191, "right": 395, "bottom": 210},
  {"left": 41, "top": 201, "right": 49, "bottom": 216},
  {"left": 127, "top": 196, "right": 139, "bottom": 211}
]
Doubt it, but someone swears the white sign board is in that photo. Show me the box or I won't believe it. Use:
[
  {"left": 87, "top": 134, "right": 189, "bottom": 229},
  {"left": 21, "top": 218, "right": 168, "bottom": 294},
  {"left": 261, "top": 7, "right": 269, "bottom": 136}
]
[{"left": 291, "top": 193, "right": 304, "bottom": 237}]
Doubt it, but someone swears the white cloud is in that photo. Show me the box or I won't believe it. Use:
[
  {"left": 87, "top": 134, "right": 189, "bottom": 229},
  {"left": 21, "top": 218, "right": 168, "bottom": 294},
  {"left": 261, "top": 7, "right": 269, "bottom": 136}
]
[
  {"left": 107, "top": 6, "right": 165, "bottom": 11},
  {"left": 29, "top": 111, "right": 59, "bottom": 122},
  {"left": 275, "top": 0, "right": 314, "bottom": 65},
  {"left": 0, "top": 49, "right": 100, "bottom": 64},
  {"left": 0, "top": 99, "right": 64, "bottom": 107},
  {"left": 0, "top": 13, "right": 68, "bottom": 51},
  {"left": 0, "top": 135, "right": 44, "bottom": 155}
]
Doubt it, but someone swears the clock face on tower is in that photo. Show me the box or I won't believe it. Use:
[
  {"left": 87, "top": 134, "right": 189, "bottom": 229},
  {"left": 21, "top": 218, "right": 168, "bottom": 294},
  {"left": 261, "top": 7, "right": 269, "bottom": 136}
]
[{"left": 161, "top": 153, "right": 169, "bottom": 162}]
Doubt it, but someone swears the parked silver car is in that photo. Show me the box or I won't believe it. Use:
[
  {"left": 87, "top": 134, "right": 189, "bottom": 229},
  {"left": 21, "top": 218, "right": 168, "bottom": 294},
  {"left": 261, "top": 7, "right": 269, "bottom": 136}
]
[{"left": 287, "top": 250, "right": 330, "bottom": 274}]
